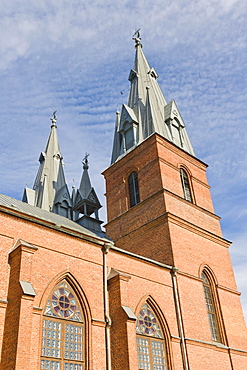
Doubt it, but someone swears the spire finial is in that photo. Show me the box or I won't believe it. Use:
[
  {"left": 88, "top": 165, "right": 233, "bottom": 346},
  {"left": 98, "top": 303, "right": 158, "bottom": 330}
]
[
  {"left": 132, "top": 29, "right": 142, "bottom": 46},
  {"left": 50, "top": 110, "right": 57, "bottom": 126},
  {"left": 82, "top": 152, "right": 90, "bottom": 169}
]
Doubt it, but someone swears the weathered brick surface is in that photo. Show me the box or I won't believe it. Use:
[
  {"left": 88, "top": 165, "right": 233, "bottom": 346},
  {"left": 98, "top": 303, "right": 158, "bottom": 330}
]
[
  {"left": 0, "top": 132, "right": 246, "bottom": 368},
  {"left": 103, "top": 133, "right": 247, "bottom": 368},
  {"left": 186, "top": 342, "right": 233, "bottom": 369},
  {"left": 0, "top": 213, "right": 107, "bottom": 370}
]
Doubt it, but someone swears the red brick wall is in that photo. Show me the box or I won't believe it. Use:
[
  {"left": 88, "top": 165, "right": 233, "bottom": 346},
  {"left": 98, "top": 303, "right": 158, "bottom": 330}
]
[
  {"left": 0, "top": 131, "right": 246, "bottom": 368},
  {"left": 103, "top": 132, "right": 247, "bottom": 368},
  {"left": 0, "top": 212, "right": 107, "bottom": 370}
]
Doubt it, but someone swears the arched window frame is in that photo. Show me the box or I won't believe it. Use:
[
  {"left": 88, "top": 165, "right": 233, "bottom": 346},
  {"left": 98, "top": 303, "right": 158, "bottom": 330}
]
[
  {"left": 180, "top": 167, "right": 193, "bottom": 203},
  {"left": 40, "top": 277, "right": 90, "bottom": 370},
  {"left": 135, "top": 298, "right": 173, "bottom": 370},
  {"left": 201, "top": 268, "right": 225, "bottom": 344},
  {"left": 128, "top": 170, "right": 140, "bottom": 208}
]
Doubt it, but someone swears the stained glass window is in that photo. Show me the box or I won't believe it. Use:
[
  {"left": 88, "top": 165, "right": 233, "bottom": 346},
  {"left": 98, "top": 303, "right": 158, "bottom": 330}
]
[
  {"left": 41, "top": 281, "right": 85, "bottom": 370},
  {"left": 136, "top": 303, "right": 167, "bottom": 370},
  {"left": 201, "top": 272, "right": 220, "bottom": 342}
]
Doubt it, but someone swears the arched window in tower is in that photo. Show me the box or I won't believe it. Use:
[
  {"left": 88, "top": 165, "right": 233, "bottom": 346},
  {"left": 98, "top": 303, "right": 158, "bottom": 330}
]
[
  {"left": 180, "top": 168, "right": 192, "bottom": 202},
  {"left": 136, "top": 303, "right": 168, "bottom": 370},
  {"left": 41, "top": 280, "right": 85, "bottom": 370},
  {"left": 128, "top": 171, "right": 140, "bottom": 207},
  {"left": 201, "top": 271, "right": 221, "bottom": 342}
]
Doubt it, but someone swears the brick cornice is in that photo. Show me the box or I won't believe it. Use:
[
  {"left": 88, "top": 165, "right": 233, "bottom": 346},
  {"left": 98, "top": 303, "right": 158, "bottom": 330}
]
[
  {"left": 106, "top": 186, "right": 221, "bottom": 230},
  {"left": 177, "top": 270, "right": 240, "bottom": 295},
  {"left": 103, "top": 132, "right": 208, "bottom": 177},
  {"left": 166, "top": 212, "right": 230, "bottom": 247},
  {"left": 185, "top": 337, "right": 247, "bottom": 355},
  {"left": 217, "top": 284, "right": 241, "bottom": 296},
  {"left": 155, "top": 134, "right": 208, "bottom": 169},
  {"left": 164, "top": 189, "right": 220, "bottom": 220},
  {"left": 108, "top": 210, "right": 230, "bottom": 248}
]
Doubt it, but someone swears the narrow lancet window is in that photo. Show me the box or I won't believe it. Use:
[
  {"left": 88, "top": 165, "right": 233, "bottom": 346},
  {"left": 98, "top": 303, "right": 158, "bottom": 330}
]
[
  {"left": 128, "top": 171, "right": 140, "bottom": 207},
  {"left": 180, "top": 168, "right": 192, "bottom": 202},
  {"left": 136, "top": 303, "right": 167, "bottom": 370},
  {"left": 41, "top": 280, "right": 85, "bottom": 370},
  {"left": 201, "top": 272, "right": 220, "bottom": 342}
]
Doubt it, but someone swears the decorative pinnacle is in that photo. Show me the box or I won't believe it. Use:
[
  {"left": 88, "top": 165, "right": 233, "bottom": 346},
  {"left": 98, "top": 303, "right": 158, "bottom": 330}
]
[
  {"left": 50, "top": 110, "right": 57, "bottom": 125},
  {"left": 82, "top": 152, "right": 90, "bottom": 169},
  {"left": 132, "top": 29, "right": 141, "bottom": 46}
]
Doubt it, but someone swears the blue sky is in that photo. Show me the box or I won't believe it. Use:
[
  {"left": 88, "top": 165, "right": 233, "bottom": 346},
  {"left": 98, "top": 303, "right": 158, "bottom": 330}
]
[{"left": 0, "top": 0, "right": 246, "bottom": 320}]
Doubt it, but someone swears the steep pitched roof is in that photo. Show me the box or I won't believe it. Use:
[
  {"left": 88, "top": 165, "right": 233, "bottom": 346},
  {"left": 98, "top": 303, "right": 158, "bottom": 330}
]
[
  {"left": 0, "top": 193, "right": 108, "bottom": 240},
  {"left": 22, "top": 115, "right": 71, "bottom": 215},
  {"left": 72, "top": 156, "right": 103, "bottom": 232}
]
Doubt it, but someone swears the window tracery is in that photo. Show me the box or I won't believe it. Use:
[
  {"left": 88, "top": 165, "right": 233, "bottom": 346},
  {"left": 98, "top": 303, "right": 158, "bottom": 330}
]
[
  {"left": 41, "top": 280, "right": 85, "bottom": 370},
  {"left": 136, "top": 303, "right": 167, "bottom": 370}
]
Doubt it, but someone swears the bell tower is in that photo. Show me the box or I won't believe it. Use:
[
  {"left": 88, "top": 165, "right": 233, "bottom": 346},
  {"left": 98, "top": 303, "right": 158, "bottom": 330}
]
[
  {"left": 103, "top": 34, "right": 219, "bottom": 267},
  {"left": 103, "top": 35, "right": 247, "bottom": 354}
]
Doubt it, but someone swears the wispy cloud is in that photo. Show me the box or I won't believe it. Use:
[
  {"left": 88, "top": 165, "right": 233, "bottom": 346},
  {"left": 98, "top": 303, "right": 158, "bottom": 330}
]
[{"left": 0, "top": 0, "right": 246, "bottom": 320}]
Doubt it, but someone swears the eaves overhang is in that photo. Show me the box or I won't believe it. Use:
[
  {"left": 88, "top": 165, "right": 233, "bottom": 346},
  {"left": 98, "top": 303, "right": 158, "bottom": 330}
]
[
  {"left": 0, "top": 194, "right": 110, "bottom": 246},
  {"left": 103, "top": 131, "right": 208, "bottom": 176}
]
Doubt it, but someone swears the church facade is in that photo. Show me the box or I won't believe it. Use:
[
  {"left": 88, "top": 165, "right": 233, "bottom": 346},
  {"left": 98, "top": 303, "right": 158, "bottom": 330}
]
[{"left": 0, "top": 35, "right": 246, "bottom": 370}]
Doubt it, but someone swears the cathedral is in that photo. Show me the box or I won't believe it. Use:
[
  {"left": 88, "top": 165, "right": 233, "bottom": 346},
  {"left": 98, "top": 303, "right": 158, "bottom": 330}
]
[{"left": 0, "top": 34, "right": 246, "bottom": 370}]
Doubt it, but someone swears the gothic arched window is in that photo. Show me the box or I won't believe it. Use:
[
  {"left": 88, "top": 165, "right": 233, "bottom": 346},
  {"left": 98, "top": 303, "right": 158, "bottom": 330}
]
[
  {"left": 180, "top": 168, "right": 192, "bottom": 202},
  {"left": 128, "top": 171, "right": 140, "bottom": 208},
  {"left": 136, "top": 303, "right": 168, "bottom": 370},
  {"left": 41, "top": 280, "right": 85, "bottom": 370},
  {"left": 201, "top": 271, "right": 221, "bottom": 342}
]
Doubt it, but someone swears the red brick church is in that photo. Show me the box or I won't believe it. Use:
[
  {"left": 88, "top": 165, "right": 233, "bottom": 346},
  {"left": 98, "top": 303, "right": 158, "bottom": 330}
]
[{"left": 0, "top": 34, "right": 246, "bottom": 369}]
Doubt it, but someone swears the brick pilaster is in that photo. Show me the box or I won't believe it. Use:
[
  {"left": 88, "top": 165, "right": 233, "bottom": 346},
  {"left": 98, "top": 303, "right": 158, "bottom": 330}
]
[{"left": 0, "top": 239, "right": 37, "bottom": 370}]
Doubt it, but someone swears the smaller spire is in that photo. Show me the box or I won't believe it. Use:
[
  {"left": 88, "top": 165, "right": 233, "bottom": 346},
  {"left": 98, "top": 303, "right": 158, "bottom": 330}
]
[
  {"left": 72, "top": 153, "right": 103, "bottom": 232},
  {"left": 22, "top": 112, "right": 72, "bottom": 218}
]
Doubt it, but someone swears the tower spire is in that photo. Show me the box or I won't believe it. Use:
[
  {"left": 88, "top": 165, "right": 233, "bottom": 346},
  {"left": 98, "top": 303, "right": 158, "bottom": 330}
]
[
  {"left": 22, "top": 112, "right": 72, "bottom": 218},
  {"left": 111, "top": 35, "right": 195, "bottom": 164},
  {"left": 72, "top": 153, "right": 103, "bottom": 232}
]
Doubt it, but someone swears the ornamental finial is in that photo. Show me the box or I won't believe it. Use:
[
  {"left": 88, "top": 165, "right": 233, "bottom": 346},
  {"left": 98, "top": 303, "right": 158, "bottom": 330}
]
[
  {"left": 82, "top": 152, "right": 90, "bottom": 169},
  {"left": 132, "top": 29, "right": 141, "bottom": 46},
  {"left": 50, "top": 110, "right": 57, "bottom": 125}
]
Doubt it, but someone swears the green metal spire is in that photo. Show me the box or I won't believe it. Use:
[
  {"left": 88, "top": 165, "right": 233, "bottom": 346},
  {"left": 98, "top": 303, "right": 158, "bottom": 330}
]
[
  {"left": 72, "top": 154, "right": 103, "bottom": 232},
  {"left": 111, "top": 34, "right": 195, "bottom": 164},
  {"left": 22, "top": 112, "right": 72, "bottom": 218}
]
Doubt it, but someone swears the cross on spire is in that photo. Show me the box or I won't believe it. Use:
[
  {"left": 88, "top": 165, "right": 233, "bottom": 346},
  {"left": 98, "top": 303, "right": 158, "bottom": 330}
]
[
  {"left": 132, "top": 29, "right": 141, "bottom": 46},
  {"left": 50, "top": 110, "right": 57, "bottom": 125}
]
